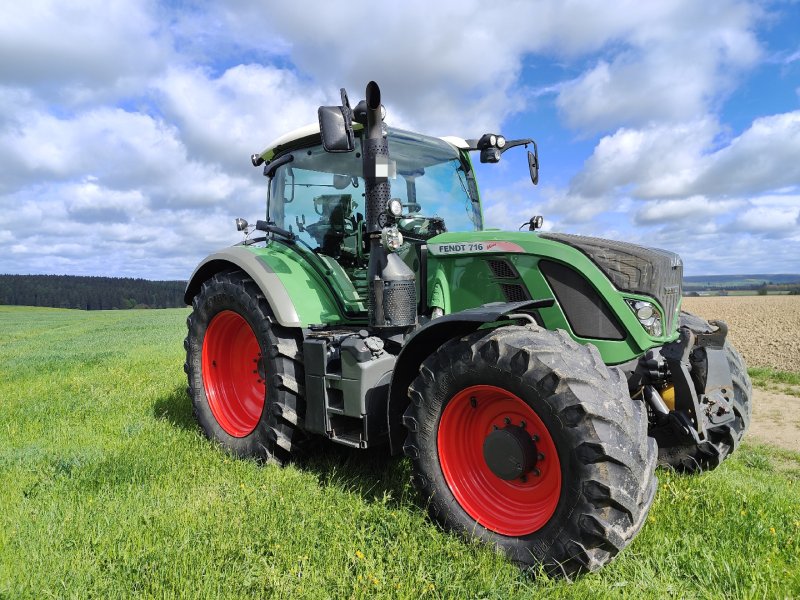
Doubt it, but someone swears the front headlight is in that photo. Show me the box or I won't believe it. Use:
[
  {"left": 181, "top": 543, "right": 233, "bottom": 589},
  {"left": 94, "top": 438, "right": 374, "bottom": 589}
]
[{"left": 626, "top": 299, "right": 663, "bottom": 337}]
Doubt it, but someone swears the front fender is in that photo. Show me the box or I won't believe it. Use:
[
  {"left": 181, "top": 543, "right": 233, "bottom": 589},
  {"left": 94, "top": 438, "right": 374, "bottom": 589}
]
[{"left": 386, "top": 299, "right": 554, "bottom": 454}]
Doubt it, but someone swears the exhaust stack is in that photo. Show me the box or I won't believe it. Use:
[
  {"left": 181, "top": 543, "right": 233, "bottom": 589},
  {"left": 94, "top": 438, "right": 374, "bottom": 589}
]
[{"left": 361, "top": 82, "right": 417, "bottom": 334}]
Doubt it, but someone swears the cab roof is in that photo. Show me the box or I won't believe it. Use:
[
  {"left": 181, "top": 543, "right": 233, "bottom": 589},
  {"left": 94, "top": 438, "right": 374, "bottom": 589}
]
[{"left": 256, "top": 123, "right": 469, "bottom": 164}]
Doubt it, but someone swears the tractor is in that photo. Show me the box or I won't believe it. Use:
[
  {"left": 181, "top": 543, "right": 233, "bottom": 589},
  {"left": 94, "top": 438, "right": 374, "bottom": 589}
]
[{"left": 184, "top": 81, "right": 751, "bottom": 576}]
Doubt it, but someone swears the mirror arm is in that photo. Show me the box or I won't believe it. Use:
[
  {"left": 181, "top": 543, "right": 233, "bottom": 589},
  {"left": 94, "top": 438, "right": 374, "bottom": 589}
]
[{"left": 498, "top": 138, "right": 534, "bottom": 155}]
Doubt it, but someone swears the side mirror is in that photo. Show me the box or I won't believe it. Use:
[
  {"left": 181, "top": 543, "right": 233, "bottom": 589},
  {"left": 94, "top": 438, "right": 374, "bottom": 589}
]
[
  {"left": 318, "top": 88, "right": 355, "bottom": 153},
  {"left": 528, "top": 145, "right": 539, "bottom": 185}
]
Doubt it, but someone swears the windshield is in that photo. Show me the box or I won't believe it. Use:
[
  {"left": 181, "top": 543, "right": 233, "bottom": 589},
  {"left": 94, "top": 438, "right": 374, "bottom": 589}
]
[{"left": 268, "top": 128, "right": 482, "bottom": 251}]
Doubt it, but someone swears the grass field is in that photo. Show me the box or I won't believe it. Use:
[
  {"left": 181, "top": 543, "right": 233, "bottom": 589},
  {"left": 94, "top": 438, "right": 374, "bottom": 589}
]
[{"left": 1, "top": 306, "right": 799, "bottom": 598}]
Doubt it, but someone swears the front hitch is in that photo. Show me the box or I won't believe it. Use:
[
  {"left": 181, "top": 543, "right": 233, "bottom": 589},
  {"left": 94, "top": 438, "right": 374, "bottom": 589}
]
[{"left": 658, "top": 320, "right": 735, "bottom": 443}]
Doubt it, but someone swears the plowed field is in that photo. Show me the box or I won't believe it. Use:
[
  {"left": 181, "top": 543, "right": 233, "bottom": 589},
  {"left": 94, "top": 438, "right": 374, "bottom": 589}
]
[{"left": 682, "top": 295, "right": 800, "bottom": 373}]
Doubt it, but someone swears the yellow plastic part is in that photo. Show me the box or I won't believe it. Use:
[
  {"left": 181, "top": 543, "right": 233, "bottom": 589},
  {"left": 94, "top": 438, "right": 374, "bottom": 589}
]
[{"left": 661, "top": 384, "right": 676, "bottom": 411}]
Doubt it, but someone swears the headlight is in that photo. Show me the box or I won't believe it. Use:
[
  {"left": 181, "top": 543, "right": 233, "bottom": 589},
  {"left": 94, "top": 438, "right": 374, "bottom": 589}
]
[
  {"left": 496, "top": 135, "right": 506, "bottom": 148},
  {"left": 387, "top": 198, "right": 403, "bottom": 218},
  {"left": 381, "top": 226, "right": 404, "bottom": 251},
  {"left": 626, "top": 299, "right": 663, "bottom": 337}
]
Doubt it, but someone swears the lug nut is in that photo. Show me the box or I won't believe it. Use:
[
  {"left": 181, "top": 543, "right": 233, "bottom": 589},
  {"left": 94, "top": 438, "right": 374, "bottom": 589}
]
[
  {"left": 532, "top": 468, "right": 541, "bottom": 477},
  {"left": 504, "top": 417, "right": 511, "bottom": 425}
]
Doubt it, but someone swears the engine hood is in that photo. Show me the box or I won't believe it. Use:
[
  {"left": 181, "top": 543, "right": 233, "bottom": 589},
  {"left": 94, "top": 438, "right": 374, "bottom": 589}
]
[{"left": 538, "top": 232, "right": 683, "bottom": 332}]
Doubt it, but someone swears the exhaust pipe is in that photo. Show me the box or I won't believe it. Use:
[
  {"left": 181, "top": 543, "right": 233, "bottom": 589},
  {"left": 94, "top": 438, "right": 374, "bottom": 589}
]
[{"left": 362, "top": 81, "right": 416, "bottom": 335}]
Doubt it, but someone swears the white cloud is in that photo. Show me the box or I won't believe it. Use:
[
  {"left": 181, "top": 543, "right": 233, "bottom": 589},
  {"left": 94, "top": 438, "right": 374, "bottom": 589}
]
[
  {"left": 694, "top": 111, "right": 800, "bottom": 196},
  {"left": 568, "top": 111, "right": 800, "bottom": 202},
  {"left": 635, "top": 196, "right": 745, "bottom": 225},
  {"left": 0, "top": 1, "right": 169, "bottom": 104},
  {"left": 568, "top": 119, "right": 719, "bottom": 200},
  {"left": 732, "top": 205, "right": 800, "bottom": 235},
  {"left": 556, "top": 2, "right": 761, "bottom": 132},
  {"left": 215, "top": 0, "right": 763, "bottom": 135},
  {"left": 0, "top": 0, "right": 796, "bottom": 279},
  {"left": 0, "top": 106, "right": 252, "bottom": 208},
  {"left": 154, "top": 65, "right": 326, "bottom": 172}
]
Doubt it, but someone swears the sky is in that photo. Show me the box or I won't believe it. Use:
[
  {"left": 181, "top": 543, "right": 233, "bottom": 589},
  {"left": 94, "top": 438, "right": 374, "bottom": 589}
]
[{"left": 1, "top": 0, "right": 799, "bottom": 280}]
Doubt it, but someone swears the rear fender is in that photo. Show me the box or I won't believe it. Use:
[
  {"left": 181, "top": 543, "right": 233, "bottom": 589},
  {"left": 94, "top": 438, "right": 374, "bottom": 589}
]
[
  {"left": 386, "top": 299, "right": 554, "bottom": 454},
  {"left": 184, "top": 246, "right": 301, "bottom": 327}
]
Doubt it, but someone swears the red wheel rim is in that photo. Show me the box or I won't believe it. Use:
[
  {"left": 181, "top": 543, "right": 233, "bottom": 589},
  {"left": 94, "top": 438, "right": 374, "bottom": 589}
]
[
  {"left": 201, "top": 310, "right": 265, "bottom": 438},
  {"left": 437, "top": 385, "right": 561, "bottom": 536}
]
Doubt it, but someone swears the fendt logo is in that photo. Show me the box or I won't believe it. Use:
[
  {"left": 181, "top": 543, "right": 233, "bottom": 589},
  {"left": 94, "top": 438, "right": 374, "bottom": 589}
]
[{"left": 430, "top": 241, "right": 525, "bottom": 256}]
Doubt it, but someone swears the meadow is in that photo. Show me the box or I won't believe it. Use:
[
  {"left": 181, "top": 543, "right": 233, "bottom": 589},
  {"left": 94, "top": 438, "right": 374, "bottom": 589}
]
[{"left": 1, "top": 305, "right": 798, "bottom": 598}]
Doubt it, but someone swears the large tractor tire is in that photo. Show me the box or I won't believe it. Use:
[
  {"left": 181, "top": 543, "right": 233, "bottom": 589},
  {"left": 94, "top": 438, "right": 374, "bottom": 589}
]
[
  {"left": 657, "top": 311, "right": 752, "bottom": 473},
  {"left": 402, "top": 325, "right": 657, "bottom": 577},
  {"left": 184, "top": 269, "right": 305, "bottom": 464}
]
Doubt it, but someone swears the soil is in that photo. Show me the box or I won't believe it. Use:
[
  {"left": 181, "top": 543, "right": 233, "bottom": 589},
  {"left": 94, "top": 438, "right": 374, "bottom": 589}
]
[
  {"left": 682, "top": 295, "right": 800, "bottom": 372},
  {"left": 682, "top": 296, "right": 800, "bottom": 453},
  {"left": 749, "top": 389, "right": 800, "bottom": 452}
]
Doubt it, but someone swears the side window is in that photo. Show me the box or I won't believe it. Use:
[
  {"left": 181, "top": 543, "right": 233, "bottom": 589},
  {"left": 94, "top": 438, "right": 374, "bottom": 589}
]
[{"left": 271, "top": 165, "right": 364, "bottom": 256}]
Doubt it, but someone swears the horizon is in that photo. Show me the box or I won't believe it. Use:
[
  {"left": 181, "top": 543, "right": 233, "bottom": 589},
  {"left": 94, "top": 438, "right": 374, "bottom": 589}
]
[
  {"left": 1, "top": 1, "right": 798, "bottom": 279},
  {"left": 4, "top": 271, "right": 800, "bottom": 283}
]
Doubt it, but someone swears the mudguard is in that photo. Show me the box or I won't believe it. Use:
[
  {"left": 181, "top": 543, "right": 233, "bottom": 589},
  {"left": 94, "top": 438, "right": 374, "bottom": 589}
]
[
  {"left": 184, "top": 246, "right": 301, "bottom": 327},
  {"left": 386, "top": 299, "right": 554, "bottom": 454}
]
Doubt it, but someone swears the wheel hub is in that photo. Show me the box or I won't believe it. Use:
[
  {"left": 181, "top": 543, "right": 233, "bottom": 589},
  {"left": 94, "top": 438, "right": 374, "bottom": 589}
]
[
  {"left": 437, "top": 385, "right": 561, "bottom": 536},
  {"left": 483, "top": 425, "right": 538, "bottom": 480}
]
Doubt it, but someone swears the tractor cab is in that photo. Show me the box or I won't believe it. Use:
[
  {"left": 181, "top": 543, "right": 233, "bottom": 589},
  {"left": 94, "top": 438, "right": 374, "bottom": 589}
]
[{"left": 262, "top": 127, "right": 483, "bottom": 305}]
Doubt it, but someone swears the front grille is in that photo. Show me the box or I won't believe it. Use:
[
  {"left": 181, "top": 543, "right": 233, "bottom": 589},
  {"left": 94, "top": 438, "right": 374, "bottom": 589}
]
[
  {"left": 500, "top": 284, "right": 530, "bottom": 302},
  {"left": 486, "top": 259, "right": 518, "bottom": 279}
]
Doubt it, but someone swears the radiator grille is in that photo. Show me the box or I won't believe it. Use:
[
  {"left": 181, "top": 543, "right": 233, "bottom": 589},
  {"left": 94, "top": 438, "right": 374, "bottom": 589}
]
[
  {"left": 500, "top": 284, "right": 530, "bottom": 303},
  {"left": 486, "top": 259, "right": 518, "bottom": 279}
]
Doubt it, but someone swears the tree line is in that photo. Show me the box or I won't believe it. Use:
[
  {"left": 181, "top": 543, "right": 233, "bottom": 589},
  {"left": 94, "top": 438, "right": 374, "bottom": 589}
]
[{"left": 0, "top": 274, "right": 187, "bottom": 310}]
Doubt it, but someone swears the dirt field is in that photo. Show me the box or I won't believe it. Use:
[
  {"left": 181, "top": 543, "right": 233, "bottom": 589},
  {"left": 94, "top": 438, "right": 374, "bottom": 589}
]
[
  {"left": 682, "top": 295, "right": 800, "bottom": 372},
  {"left": 682, "top": 295, "right": 800, "bottom": 452}
]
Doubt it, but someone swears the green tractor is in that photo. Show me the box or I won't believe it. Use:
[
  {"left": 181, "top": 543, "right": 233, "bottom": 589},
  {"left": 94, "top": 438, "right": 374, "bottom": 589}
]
[{"left": 184, "top": 82, "right": 751, "bottom": 576}]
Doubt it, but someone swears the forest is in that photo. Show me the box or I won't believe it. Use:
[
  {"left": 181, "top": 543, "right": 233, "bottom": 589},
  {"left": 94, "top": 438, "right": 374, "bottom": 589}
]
[{"left": 0, "top": 274, "right": 186, "bottom": 310}]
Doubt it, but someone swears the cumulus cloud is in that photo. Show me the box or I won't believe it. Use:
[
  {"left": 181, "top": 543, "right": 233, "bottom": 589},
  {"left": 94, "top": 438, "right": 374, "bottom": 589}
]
[
  {"left": 154, "top": 65, "right": 326, "bottom": 173},
  {"left": 568, "top": 111, "right": 800, "bottom": 202},
  {"left": 214, "top": 0, "right": 762, "bottom": 135},
  {"left": 556, "top": 2, "right": 761, "bottom": 132},
  {"left": 0, "top": 1, "right": 169, "bottom": 104},
  {"left": 0, "top": 0, "right": 796, "bottom": 278}
]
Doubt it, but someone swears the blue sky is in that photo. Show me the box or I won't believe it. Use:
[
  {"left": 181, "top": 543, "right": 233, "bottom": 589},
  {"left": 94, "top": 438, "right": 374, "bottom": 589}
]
[{"left": 1, "top": 0, "right": 798, "bottom": 279}]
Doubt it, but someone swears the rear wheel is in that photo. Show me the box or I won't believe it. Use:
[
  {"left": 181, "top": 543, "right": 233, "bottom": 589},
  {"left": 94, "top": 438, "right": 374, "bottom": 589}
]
[
  {"left": 403, "top": 325, "right": 657, "bottom": 576},
  {"left": 657, "top": 311, "right": 752, "bottom": 473},
  {"left": 184, "top": 270, "right": 305, "bottom": 464}
]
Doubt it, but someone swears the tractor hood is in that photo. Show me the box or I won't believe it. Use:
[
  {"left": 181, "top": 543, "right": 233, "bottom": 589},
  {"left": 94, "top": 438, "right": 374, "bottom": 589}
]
[
  {"left": 424, "top": 229, "right": 683, "bottom": 362},
  {"left": 537, "top": 232, "right": 683, "bottom": 334}
]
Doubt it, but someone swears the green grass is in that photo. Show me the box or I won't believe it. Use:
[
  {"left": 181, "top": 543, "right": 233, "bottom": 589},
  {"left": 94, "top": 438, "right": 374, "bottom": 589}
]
[
  {"left": 1, "top": 306, "right": 799, "bottom": 599},
  {"left": 749, "top": 367, "right": 800, "bottom": 397},
  {"left": 748, "top": 367, "right": 800, "bottom": 387}
]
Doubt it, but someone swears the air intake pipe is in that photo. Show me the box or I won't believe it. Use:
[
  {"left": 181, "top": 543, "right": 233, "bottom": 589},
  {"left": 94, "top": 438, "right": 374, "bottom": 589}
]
[{"left": 362, "top": 81, "right": 417, "bottom": 334}]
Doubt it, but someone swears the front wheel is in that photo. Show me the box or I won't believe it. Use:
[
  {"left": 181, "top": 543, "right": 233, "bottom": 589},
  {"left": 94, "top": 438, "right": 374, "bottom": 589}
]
[
  {"left": 184, "top": 270, "right": 305, "bottom": 464},
  {"left": 403, "top": 326, "right": 657, "bottom": 576}
]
